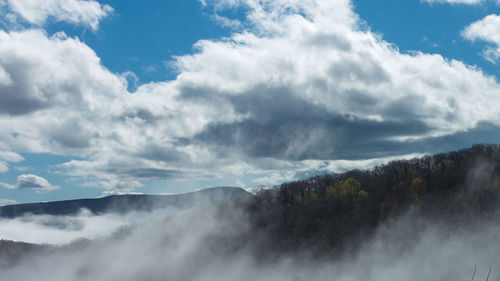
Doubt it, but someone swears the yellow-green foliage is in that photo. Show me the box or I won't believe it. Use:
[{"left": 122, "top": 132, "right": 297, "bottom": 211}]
[
  {"left": 411, "top": 177, "right": 425, "bottom": 190},
  {"left": 326, "top": 177, "right": 368, "bottom": 201},
  {"left": 358, "top": 190, "right": 369, "bottom": 199},
  {"left": 326, "top": 185, "right": 336, "bottom": 199},
  {"left": 410, "top": 176, "right": 425, "bottom": 204},
  {"left": 340, "top": 177, "right": 361, "bottom": 195},
  {"left": 309, "top": 191, "right": 318, "bottom": 201}
]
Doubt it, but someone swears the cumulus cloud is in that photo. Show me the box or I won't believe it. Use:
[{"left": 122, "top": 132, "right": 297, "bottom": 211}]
[
  {"left": 1, "top": 0, "right": 500, "bottom": 193},
  {"left": 1, "top": 0, "right": 113, "bottom": 30},
  {"left": 0, "top": 30, "right": 124, "bottom": 116},
  {"left": 462, "top": 14, "right": 500, "bottom": 63},
  {"left": 172, "top": 0, "right": 500, "bottom": 164},
  {"left": 1, "top": 174, "right": 60, "bottom": 192},
  {"left": 0, "top": 29, "right": 125, "bottom": 159}
]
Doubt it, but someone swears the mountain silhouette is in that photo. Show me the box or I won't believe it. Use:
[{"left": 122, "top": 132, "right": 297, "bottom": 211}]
[{"left": 0, "top": 186, "right": 250, "bottom": 218}]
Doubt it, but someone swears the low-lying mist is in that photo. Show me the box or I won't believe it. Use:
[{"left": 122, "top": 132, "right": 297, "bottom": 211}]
[
  {"left": 0, "top": 199, "right": 497, "bottom": 281},
  {"left": 3, "top": 145, "right": 500, "bottom": 281},
  {"left": 0, "top": 207, "right": 182, "bottom": 245}
]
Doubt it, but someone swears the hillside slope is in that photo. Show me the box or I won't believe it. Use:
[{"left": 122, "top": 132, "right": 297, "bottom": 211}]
[
  {"left": 0, "top": 186, "right": 250, "bottom": 218},
  {"left": 245, "top": 144, "right": 500, "bottom": 254}
]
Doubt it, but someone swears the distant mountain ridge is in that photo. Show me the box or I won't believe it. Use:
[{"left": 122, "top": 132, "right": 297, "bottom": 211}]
[{"left": 0, "top": 186, "right": 250, "bottom": 218}]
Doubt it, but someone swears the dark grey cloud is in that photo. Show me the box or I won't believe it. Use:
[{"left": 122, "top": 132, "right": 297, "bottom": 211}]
[
  {"left": 392, "top": 122, "right": 500, "bottom": 155},
  {"left": 119, "top": 107, "right": 159, "bottom": 125},
  {"left": 0, "top": 65, "right": 49, "bottom": 115},
  {"left": 191, "top": 117, "right": 500, "bottom": 164},
  {"left": 328, "top": 55, "right": 390, "bottom": 86},
  {"left": 184, "top": 85, "right": 430, "bottom": 161},
  {"left": 177, "top": 80, "right": 500, "bottom": 167},
  {"left": 306, "top": 31, "right": 353, "bottom": 51},
  {"left": 136, "top": 144, "right": 188, "bottom": 163},
  {"left": 48, "top": 118, "right": 95, "bottom": 149},
  {"left": 192, "top": 117, "right": 429, "bottom": 160},
  {"left": 103, "top": 167, "right": 182, "bottom": 180},
  {"left": 0, "top": 92, "right": 47, "bottom": 115}
]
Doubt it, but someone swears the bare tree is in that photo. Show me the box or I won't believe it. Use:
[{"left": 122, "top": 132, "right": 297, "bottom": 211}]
[
  {"left": 470, "top": 265, "right": 492, "bottom": 281},
  {"left": 485, "top": 267, "right": 491, "bottom": 281},
  {"left": 471, "top": 264, "right": 477, "bottom": 281}
]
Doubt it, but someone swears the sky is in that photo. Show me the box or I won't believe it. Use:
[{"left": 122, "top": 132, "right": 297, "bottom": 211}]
[{"left": 0, "top": 0, "right": 499, "bottom": 204}]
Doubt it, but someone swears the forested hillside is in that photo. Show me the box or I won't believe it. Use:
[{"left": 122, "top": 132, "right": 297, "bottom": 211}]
[{"left": 245, "top": 144, "right": 500, "bottom": 255}]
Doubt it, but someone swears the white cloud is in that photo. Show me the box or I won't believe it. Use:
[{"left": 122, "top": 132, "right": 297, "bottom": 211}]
[
  {"left": 11, "top": 174, "right": 60, "bottom": 192},
  {"left": 253, "top": 171, "right": 295, "bottom": 186},
  {"left": 234, "top": 179, "right": 246, "bottom": 188},
  {"left": 0, "top": 162, "right": 7, "bottom": 173},
  {"left": 212, "top": 14, "right": 242, "bottom": 29},
  {"left": 0, "top": 198, "right": 16, "bottom": 206},
  {"left": 0, "top": 151, "right": 23, "bottom": 173},
  {"left": 0, "top": 29, "right": 126, "bottom": 153},
  {"left": 3, "top": 0, "right": 113, "bottom": 30},
  {"left": 14, "top": 166, "right": 28, "bottom": 171},
  {"left": 1, "top": 0, "right": 500, "bottom": 193},
  {"left": 0, "top": 181, "right": 14, "bottom": 189},
  {"left": 0, "top": 151, "right": 23, "bottom": 162},
  {"left": 0, "top": 152, "right": 18, "bottom": 175},
  {"left": 175, "top": 0, "right": 500, "bottom": 136},
  {"left": 462, "top": 14, "right": 500, "bottom": 63}
]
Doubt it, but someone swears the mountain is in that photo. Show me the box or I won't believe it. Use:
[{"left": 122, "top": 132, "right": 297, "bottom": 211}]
[{"left": 0, "top": 186, "right": 251, "bottom": 218}]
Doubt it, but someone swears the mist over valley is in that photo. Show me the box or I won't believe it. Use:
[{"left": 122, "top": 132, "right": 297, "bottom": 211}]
[{"left": 0, "top": 145, "right": 499, "bottom": 280}]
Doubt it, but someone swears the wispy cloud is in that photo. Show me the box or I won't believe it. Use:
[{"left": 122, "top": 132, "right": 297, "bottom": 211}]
[{"left": 211, "top": 14, "right": 242, "bottom": 29}]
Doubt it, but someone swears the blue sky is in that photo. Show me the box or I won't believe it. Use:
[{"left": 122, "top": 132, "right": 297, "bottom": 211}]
[
  {"left": 0, "top": 0, "right": 500, "bottom": 204},
  {"left": 355, "top": 0, "right": 500, "bottom": 77},
  {"left": 43, "top": 0, "right": 247, "bottom": 84}
]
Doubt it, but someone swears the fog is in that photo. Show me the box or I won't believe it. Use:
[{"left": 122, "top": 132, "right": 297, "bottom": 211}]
[
  {"left": 0, "top": 198, "right": 497, "bottom": 281},
  {"left": 0, "top": 207, "right": 182, "bottom": 245}
]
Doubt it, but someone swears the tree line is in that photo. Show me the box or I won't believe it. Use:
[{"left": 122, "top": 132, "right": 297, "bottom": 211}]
[{"left": 243, "top": 144, "right": 500, "bottom": 255}]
